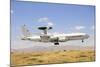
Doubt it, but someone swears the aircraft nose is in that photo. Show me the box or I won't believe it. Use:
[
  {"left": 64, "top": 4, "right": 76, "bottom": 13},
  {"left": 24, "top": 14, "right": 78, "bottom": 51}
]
[{"left": 85, "top": 34, "right": 89, "bottom": 39}]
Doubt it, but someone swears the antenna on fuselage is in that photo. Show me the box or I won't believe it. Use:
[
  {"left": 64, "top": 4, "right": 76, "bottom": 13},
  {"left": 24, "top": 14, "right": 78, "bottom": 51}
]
[{"left": 38, "top": 26, "right": 52, "bottom": 35}]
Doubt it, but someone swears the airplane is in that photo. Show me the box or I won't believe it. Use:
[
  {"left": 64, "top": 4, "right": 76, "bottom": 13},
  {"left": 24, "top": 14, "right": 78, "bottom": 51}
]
[{"left": 21, "top": 25, "right": 89, "bottom": 45}]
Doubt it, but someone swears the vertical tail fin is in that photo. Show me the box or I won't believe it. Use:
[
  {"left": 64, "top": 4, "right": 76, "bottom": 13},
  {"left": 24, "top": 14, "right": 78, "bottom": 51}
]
[{"left": 21, "top": 24, "right": 31, "bottom": 37}]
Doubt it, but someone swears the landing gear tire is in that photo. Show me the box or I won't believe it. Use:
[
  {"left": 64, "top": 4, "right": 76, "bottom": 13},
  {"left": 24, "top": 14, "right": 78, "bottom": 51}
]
[
  {"left": 54, "top": 37, "right": 59, "bottom": 45},
  {"left": 54, "top": 42, "right": 59, "bottom": 45}
]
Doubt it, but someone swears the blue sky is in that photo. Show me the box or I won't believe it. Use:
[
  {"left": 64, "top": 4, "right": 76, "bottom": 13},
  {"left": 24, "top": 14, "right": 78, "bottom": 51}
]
[{"left": 11, "top": 0, "right": 95, "bottom": 49}]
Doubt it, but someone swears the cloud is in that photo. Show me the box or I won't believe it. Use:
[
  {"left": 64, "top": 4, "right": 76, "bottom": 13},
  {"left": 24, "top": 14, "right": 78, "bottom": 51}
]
[
  {"left": 74, "top": 26, "right": 85, "bottom": 30},
  {"left": 38, "top": 17, "right": 49, "bottom": 22},
  {"left": 38, "top": 17, "right": 54, "bottom": 26},
  {"left": 48, "top": 22, "right": 53, "bottom": 26}
]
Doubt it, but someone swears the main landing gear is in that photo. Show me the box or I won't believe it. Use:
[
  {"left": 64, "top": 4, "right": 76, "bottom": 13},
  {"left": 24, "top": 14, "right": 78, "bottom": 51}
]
[
  {"left": 54, "top": 37, "right": 59, "bottom": 45},
  {"left": 54, "top": 42, "right": 59, "bottom": 45}
]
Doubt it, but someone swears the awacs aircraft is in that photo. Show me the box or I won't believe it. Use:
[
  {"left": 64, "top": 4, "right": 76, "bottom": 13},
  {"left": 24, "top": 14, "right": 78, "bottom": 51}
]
[{"left": 21, "top": 25, "right": 89, "bottom": 45}]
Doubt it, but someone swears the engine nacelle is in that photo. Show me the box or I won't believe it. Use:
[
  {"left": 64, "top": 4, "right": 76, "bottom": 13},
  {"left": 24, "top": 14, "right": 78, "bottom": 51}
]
[
  {"left": 58, "top": 36, "right": 66, "bottom": 42},
  {"left": 50, "top": 36, "right": 66, "bottom": 42}
]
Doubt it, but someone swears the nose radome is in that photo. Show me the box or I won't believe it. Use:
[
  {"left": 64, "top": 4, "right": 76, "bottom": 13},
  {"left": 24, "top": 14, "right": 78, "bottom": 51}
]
[{"left": 85, "top": 34, "right": 89, "bottom": 38}]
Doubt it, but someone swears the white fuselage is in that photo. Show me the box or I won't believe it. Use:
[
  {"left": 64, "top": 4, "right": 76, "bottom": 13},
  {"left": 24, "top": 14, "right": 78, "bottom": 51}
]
[{"left": 22, "top": 33, "right": 89, "bottom": 43}]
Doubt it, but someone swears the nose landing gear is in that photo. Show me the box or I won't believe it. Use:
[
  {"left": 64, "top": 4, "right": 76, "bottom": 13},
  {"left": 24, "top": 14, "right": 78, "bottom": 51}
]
[{"left": 82, "top": 39, "right": 84, "bottom": 43}]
